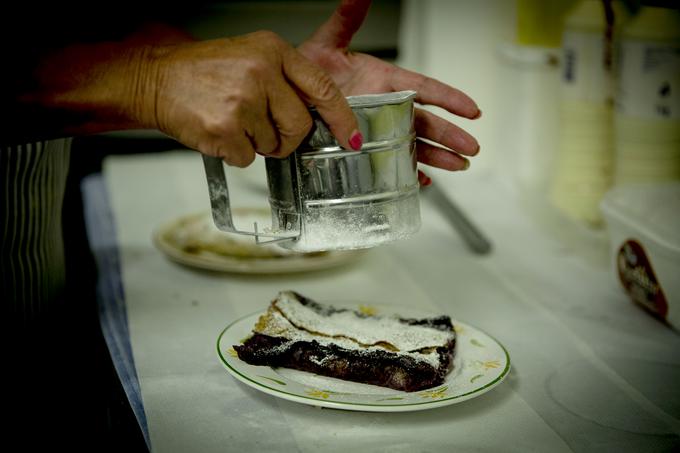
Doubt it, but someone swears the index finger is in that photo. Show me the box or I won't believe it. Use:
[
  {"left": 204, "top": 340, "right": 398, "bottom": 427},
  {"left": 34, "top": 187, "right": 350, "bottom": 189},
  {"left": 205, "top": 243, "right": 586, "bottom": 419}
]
[
  {"left": 389, "top": 67, "right": 481, "bottom": 119},
  {"left": 306, "top": 0, "right": 371, "bottom": 49},
  {"left": 281, "top": 47, "right": 361, "bottom": 150}
]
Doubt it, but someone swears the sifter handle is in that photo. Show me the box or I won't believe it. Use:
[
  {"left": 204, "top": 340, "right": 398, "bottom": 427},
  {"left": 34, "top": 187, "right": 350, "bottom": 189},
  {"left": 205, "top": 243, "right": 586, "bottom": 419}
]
[{"left": 202, "top": 155, "right": 297, "bottom": 243}]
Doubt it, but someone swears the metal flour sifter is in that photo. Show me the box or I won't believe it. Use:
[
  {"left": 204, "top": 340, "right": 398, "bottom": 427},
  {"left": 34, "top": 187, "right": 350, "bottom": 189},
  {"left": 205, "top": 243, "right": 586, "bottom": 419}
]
[{"left": 202, "top": 90, "right": 420, "bottom": 252}]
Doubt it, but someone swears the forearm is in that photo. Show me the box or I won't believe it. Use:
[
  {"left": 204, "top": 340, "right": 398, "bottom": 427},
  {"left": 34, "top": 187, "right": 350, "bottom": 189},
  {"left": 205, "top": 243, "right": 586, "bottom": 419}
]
[
  {"left": 3, "top": 27, "right": 194, "bottom": 145},
  {"left": 3, "top": 23, "right": 360, "bottom": 162}
]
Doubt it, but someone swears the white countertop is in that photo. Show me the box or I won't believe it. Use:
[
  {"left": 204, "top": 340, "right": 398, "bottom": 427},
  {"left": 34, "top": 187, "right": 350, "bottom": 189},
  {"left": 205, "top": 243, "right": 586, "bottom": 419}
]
[{"left": 95, "top": 150, "right": 680, "bottom": 452}]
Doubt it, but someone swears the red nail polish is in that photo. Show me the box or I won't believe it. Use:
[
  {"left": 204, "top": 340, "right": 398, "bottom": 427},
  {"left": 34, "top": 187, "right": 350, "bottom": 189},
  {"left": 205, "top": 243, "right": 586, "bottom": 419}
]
[{"left": 349, "top": 130, "right": 363, "bottom": 150}]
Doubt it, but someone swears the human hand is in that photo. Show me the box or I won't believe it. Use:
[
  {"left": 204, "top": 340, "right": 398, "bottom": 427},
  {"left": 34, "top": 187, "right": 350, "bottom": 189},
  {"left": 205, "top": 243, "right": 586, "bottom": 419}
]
[
  {"left": 298, "top": 0, "right": 481, "bottom": 184},
  {"left": 139, "top": 31, "right": 362, "bottom": 167}
]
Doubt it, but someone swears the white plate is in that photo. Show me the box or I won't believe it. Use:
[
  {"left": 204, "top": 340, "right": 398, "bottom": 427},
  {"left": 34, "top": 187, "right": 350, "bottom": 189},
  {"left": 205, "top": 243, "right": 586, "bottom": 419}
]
[
  {"left": 152, "top": 209, "right": 365, "bottom": 274},
  {"left": 217, "top": 303, "right": 510, "bottom": 412}
]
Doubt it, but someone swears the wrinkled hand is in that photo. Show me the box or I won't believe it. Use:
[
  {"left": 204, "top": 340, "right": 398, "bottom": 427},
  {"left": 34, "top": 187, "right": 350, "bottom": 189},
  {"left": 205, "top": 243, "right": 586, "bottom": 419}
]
[
  {"left": 299, "top": 0, "right": 480, "bottom": 183},
  {"left": 141, "top": 31, "right": 361, "bottom": 166}
]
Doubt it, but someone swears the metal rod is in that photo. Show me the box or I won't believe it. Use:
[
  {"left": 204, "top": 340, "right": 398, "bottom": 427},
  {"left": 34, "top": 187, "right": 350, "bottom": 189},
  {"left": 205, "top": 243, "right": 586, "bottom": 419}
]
[{"left": 423, "top": 182, "right": 492, "bottom": 255}]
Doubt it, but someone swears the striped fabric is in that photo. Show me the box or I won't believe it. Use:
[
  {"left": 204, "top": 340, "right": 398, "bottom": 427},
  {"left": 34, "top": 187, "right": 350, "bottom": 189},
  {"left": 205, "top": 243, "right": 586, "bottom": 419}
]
[{"left": 1, "top": 138, "right": 72, "bottom": 325}]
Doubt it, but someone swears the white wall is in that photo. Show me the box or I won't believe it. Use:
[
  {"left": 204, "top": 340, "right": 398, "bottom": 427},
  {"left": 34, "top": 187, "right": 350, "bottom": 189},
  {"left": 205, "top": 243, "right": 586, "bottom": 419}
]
[{"left": 398, "top": 0, "right": 518, "bottom": 176}]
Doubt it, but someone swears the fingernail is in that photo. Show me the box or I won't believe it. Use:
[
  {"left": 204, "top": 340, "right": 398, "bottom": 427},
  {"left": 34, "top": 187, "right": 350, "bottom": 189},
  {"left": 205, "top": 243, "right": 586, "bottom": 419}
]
[
  {"left": 472, "top": 109, "right": 482, "bottom": 120},
  {"left": 461, "top": 159, "right": 470, "bottom": 171},
  {"left": 349, "top": 130, "right": 363, "bottom": 150}
]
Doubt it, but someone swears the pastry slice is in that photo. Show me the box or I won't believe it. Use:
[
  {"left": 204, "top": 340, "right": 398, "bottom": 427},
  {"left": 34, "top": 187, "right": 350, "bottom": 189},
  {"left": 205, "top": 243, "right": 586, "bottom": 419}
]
[
  {"left": 234, "top": 291, "right": 456, "bottom": 392},
  {"left": 168, "top": 212, "right": 299, "bottom": 259}
]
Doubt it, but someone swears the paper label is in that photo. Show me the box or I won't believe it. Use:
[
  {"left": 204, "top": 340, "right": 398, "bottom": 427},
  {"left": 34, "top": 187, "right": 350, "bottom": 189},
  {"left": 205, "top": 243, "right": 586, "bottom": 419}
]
[
  {"left": 617, "top": 39, "right": 680, "bottom": 119},
  {"left": 562, "top": 30, "right": 614, "bottom": 103},
  {"left": 617, "top": 239, "right": 668, "bottom": 320}
]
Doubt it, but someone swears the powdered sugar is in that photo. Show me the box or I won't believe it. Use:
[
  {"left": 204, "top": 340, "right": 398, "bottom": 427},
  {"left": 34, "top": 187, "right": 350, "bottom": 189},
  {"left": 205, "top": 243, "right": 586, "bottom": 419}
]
[
  {"left": 254, "top": 291, "right": 455, "bottom": 367},
  {"left": 278, "top": 190, "right": 421, "bottom": 252}
]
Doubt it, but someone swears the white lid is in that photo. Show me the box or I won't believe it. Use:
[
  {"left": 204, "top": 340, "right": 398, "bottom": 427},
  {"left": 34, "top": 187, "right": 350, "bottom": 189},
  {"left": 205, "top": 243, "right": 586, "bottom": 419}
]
[
  {"left": 622, "top": 6, "right": 680, "bottom": 42},
  {"left": 601, "top": 182, "right": 680, "bottom": 252},
  {"left": 564, "top": 0, "right": 629, "bottom": 33}
]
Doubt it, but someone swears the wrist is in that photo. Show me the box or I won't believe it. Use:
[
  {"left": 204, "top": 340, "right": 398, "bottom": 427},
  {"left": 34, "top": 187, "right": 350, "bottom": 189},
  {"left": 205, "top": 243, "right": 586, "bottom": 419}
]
[
  {"left": 11, "top": 41, "right": 172, "bottom": 139},
  {"left": 124, "top": 44, "right": 166, "bottom": 131},
  {"left": 75, "top": 42, "right": 167, "bottom": 133}
]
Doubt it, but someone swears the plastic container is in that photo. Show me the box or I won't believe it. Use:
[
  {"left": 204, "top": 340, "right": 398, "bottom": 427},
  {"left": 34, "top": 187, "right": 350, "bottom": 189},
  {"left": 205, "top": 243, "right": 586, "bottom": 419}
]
[{"left": 600, "top": 182, "right": 680, "bottom": 329}]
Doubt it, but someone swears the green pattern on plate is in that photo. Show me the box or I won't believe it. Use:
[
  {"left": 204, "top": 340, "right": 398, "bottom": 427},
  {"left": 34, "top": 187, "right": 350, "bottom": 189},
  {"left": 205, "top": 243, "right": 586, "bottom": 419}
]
[{"left": 258, "top": 375, "right": 287, "bottom": 386}]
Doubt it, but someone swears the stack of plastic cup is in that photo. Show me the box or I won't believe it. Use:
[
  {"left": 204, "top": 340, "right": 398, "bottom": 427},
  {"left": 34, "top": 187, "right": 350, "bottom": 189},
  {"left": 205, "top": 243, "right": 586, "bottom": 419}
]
[
  {"left": 550, "top": 0, "right": 628, "bottom": 227},
  {"left": 614, "top": 6, "right": 680, "bottom": 186}
]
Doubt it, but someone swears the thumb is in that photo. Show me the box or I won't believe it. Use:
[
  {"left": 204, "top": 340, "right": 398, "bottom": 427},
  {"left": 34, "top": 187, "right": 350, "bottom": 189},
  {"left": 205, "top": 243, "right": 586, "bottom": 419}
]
[
  {"left": 282, "top": 48, "right": 361, "bottom": 151},
  {"left": 307, "top": 0, "right": 372, "bottom": 49}
]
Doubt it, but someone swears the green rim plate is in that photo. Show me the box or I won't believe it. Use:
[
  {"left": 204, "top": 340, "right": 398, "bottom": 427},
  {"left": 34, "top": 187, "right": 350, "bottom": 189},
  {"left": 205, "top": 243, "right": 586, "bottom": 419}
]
[{"left": 217, "top": 304, "right": 510, "bottom": 412}]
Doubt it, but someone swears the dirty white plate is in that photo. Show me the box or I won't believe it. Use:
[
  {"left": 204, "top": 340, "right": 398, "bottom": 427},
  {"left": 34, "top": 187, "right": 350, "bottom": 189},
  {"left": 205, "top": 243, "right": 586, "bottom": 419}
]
[
  {"left": 217, "top": 303, "right": 510, "bottom": 412},
  {"left": 152, "top": 208, "right": 365, "bottom": 274}
]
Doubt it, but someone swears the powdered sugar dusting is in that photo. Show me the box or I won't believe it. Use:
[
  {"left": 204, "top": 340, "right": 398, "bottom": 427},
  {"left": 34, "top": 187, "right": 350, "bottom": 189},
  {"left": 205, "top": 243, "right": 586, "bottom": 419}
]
[
  {"left": 279, "top": 191, "right": 421, "bottom": 252},
  {"left": 253, "top": 291, "right": 455, "bottom": 367}
]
